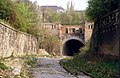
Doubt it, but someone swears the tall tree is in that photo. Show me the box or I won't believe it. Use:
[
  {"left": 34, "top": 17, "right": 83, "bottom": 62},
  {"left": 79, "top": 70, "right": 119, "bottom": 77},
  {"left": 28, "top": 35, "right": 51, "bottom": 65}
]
[
  {"left": 28, "top": 2, "right": 43, "bottom": 36},
  {"left": 61, "top": 1, "right": 86, "bottom": 25},
  {"left": 86, "top": 0, "right": 119, "bottom": 21},
  {"left": 15, "top": 2, "right": 34, "bottom": 32},
  {"left": 0, "top": 0, "right": 16, "bottom": 26}
]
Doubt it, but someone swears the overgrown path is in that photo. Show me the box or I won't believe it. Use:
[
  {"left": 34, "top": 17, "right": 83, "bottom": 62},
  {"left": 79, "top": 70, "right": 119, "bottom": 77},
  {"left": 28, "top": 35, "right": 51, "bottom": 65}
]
[{"left": 32, "top": 57, "right": 90, "bottom": 78}]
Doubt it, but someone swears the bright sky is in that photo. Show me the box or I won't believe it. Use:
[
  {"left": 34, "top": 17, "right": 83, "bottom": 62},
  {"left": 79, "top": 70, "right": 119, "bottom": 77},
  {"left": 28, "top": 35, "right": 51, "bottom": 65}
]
[{"left": 30, "top": 0, "right": 89, "bottom": 10}]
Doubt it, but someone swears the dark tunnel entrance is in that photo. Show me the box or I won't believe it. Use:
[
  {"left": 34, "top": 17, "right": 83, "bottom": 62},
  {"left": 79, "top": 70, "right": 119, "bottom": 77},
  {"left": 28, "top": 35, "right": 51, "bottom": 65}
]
[{"left": 62, "top": 39, "right": 84, "bottom": 56}]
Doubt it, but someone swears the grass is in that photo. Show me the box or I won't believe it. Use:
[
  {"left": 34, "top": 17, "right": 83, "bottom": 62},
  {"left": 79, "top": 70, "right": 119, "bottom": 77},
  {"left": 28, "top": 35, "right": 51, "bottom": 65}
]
[
  {"left": 0, "top": 56, "right": 11, "bottom": 71},
  {"left": 60, "top": 57, "right": 119, "bottom": 78},
  {"left": 0, "top": 62, "right": 9, "bottom": 70}
]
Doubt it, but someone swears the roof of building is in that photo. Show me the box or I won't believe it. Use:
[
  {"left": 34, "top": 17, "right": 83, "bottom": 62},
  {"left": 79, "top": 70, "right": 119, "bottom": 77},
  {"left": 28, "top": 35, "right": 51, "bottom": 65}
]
[
  {"left": 75, "top": 10, "right": 85, "bottom": 13},
  {"left": 41, "top": 6, "right": 65, "bottom": 11}
]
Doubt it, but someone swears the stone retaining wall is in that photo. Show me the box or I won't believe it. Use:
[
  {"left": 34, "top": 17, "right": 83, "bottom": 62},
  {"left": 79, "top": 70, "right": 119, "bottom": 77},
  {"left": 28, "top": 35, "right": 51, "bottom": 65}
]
[
  {"left": 0, "top": 22, "right": 38, "bottom": 57},
  {"left": 90, "top": 9, "right": 119, "bottom": 57}
]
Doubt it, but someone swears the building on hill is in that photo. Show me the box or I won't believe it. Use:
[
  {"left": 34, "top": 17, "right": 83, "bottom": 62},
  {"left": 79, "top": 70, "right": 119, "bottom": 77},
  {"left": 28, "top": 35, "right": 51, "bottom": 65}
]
[
  {"left": 41, "top": 5, "right": 65, "bottom": 23},
  {"left": 41, "top": 6, "right": 65, "bottom": 13}
]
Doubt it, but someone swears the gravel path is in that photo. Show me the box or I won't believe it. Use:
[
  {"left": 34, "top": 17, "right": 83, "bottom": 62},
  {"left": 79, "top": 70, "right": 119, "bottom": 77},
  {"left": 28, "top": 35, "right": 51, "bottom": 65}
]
[{"left": 32, "top": 57, "right": 90, "bottom": 78}]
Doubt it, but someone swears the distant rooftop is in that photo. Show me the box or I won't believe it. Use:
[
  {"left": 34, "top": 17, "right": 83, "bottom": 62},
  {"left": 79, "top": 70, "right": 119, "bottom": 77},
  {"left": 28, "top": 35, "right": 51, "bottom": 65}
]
[
  {"left": 75, "top": 10, "right": 85, "bottom": 12},
  {"left": 40, "top": 6, "right": 85, "bottom": 13},
  {"left": 41, "top": 5, "right": 65, "bottom": 11}
]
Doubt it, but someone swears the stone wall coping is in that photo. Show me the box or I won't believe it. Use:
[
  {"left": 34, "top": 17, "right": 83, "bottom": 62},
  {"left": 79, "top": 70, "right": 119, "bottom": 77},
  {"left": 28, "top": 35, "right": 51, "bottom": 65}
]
[{"left": 0, "top": 22, "right": 35, "bottom": 37}]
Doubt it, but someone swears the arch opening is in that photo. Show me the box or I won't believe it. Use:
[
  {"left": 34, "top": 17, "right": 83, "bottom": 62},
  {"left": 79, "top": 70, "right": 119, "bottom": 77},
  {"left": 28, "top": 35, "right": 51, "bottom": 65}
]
[{"left": 62, "top": 39, "right": 84, "bottom": 56}]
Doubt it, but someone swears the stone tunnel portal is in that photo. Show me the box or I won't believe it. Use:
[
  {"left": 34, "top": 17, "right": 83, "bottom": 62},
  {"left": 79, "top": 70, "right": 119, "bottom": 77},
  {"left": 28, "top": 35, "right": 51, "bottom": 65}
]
[{"left": 62, "top": 39, "right": 84, "bottom": 56}]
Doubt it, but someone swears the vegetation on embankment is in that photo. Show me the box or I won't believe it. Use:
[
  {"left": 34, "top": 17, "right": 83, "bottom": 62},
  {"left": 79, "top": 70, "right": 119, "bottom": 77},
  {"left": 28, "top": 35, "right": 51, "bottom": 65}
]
[
  {"left": 0, "top": 0, "right": 42, "bottom": 34},
  {"left": 86, "top": 0, "right": 119, "bottom": 21},
  {"left": 0, "top": 56, "right": 20, "bottom": 77},
  {"left": 60, "top": 58, "right": 118, "bottom": 78},
  {"left": 60, "top": 41, "right": 119, "bottom": 78},
  {"left": 0, "top": 54, "right": 38, "bottom": 78}
]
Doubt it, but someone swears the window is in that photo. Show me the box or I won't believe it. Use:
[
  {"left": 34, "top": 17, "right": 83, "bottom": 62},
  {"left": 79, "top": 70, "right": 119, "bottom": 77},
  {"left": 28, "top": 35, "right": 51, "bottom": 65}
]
[
  {"left": 54, "top": 25, "right": 56, "bottom": 29},
  {"left": 91, "top": 24, "right": 94, "bottom": 29},
  {"left": 52, "top": 25, "right": 53, "bottom": 29},
  {"left": 88, "top": 25, "right": 91, "bottom": 29},
  {"left": 66, "top": 28, "right": 68, "bottom": 33},
  {"left": 79, "top": 28, "right": 82, "bottom": 33},
  {"left": 72, "top": 28, "right": 75, "bottom": 33}
]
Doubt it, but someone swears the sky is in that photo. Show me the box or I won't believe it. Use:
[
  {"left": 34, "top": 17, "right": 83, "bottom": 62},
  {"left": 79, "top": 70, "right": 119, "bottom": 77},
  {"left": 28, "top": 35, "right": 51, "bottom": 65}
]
[{"left": 30, "top": 0, "right": 89, "bottom": 10}]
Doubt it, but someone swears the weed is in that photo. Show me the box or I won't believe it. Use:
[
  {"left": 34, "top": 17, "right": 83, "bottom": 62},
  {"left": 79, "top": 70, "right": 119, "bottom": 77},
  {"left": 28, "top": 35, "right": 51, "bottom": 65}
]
[
  {"left": 60, "top": 58, "right": 119, "bottom": 78},
  {"left": 25, "top": 56, "right": 37, "bottom": 68}
]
